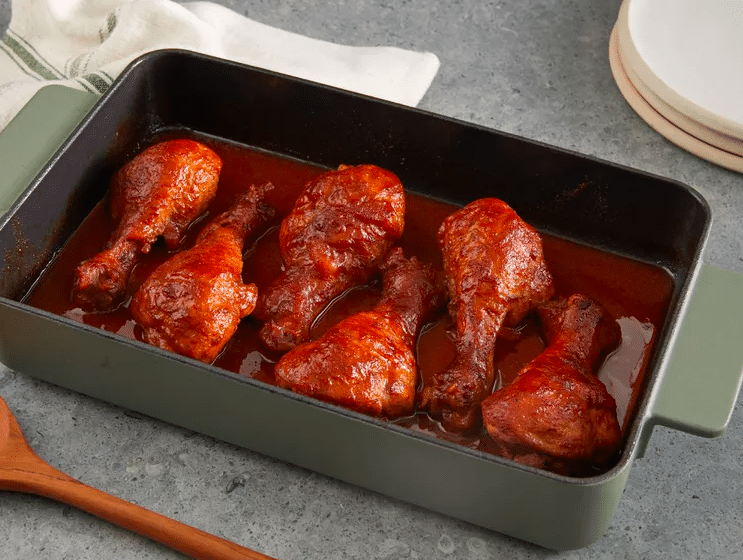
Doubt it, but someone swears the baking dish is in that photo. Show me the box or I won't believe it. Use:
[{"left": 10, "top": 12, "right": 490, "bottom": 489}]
[{"left": 1, "top": 50, "right": 742, "bottom": 550}]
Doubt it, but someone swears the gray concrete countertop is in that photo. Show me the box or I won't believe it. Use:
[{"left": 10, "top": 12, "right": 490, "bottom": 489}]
[{"left": 1, "top": 1, "right": 741, "bottom": 559}]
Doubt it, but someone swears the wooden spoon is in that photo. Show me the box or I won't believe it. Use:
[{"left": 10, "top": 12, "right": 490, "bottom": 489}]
[{"left": 0, "top": 395, "right": 276, "bottom": 560}]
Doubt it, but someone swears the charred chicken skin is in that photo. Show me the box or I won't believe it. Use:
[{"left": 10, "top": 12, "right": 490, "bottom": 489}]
[
  {"left": 419, "top": 198, "right": 555, "bottom": 432},
  {"left": 274, "top": 247, "right": 444, "bottom": 418},
  {"left": 481, "top": 294, "right": 622, "bottom": 474},
  {"left": 256, "top": 164, "right": 406, "bottom": 352},
  {"left": 73, "top": 139, "right": 222, "bottom": 311},
  {"left": 130, "top": 184, "right": 272, "bottom": 363}
]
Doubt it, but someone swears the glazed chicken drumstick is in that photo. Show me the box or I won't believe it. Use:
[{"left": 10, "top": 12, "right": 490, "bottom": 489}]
[
  {"left": 274, "top": 247, "right": 444, "bottom": 418},
  {"left": 73, "top": 139, "right": 222, "bottom": 311},
  {"left": 481, "top": 294, "right": 622, "bottom": 474},
  {"left": 256, "top": 164, "right": 406, "bottom": 352},
  {"left": 419, "top": 198, "right": 554, "bottom": 432},
  {"left": 130, "top": 184, "right": 272, "bottom": 363}
]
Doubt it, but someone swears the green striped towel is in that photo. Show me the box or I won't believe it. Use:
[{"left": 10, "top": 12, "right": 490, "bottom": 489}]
[{"left": 0, "top": 0, "right": 440, "bottom": 132}]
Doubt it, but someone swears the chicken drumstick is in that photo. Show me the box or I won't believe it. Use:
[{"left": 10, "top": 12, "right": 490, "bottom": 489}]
[
  {"left": 274, "top": 247, "right": 444, "bottom": 418},
  {"left": 130, "top": 184, "right": 272, "bottom": 363},
  {"left": 256, "top": 164, "right": 406, "bottom": 352},
  {"left": 419, "top": 198, "right": 554, "bottom": 432},
  {"left": 73, "top": 139, "right": 222, "bottom": 311},
  {"left": 481, "top": 294, "right": 622, "bottom": 474}
]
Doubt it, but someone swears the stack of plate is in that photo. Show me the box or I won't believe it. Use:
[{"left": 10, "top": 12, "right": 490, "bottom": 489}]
[{"left": 610, "top": 0, "right": 743, "bottom": 172}]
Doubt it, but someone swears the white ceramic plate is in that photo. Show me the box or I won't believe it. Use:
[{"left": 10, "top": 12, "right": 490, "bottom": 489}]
[
  {"left": 621, "top": 0, "right": 743, "bottom": 139},
  {"left": 614, "top": 7, "right": 743, "bottom": 158},
  {"left": 609, "top": 25, "right": 743, "bottom": 174}
]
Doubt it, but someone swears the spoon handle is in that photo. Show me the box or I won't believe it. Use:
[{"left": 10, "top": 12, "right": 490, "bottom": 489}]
[{"left": 4, "top": 460, "right": 275, "bottom": 560}]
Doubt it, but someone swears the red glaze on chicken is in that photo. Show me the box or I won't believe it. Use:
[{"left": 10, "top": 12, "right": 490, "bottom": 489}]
[
  {"left": 481, "top": 294, "right": 622, "bottom": 474},
  {"left": 73, "top": 139, "right": 222, "bottom": 311},
  {"left": 419, "top": 198, "right": 554, "bottom": 432},
  {"left": 256, "top": 164, "right": 406, "bottom": 352},
  {"left": 130, "top": 184, "right": 272, "bottom": 363},
  {"left": 273, "top": 247, "right": 444, "bottom": 418}
]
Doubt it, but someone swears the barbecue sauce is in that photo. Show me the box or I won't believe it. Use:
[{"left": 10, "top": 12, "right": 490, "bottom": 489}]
[{"left": 24, "top": 132, "right": 673, "bottom": 464}]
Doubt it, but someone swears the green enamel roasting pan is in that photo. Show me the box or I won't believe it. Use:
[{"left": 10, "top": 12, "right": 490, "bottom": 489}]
[{"left": 1, "top": 50, "right": 742, "bottom": 550}]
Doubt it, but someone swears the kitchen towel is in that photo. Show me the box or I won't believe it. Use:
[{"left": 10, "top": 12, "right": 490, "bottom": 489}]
[{"left": 0, "top": 0, "right": 440, "bottom": 132}]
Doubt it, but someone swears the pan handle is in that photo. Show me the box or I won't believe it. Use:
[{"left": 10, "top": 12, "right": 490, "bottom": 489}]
[
  {"left": 637, "top": 263, "right": 743, "bottom": 458},
  {"left": 0, "top": 85, "right": 97, "bottom": 217}
]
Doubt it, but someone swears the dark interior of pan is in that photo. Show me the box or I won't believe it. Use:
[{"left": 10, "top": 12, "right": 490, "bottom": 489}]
[{"left": 0, "top": 49, "right": 710, "bottom": 472}]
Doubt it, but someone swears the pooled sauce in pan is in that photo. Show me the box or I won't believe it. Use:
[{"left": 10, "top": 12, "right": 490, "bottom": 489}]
[{"left": 25, "top": 133, "right": 674, "bottom": 465}]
